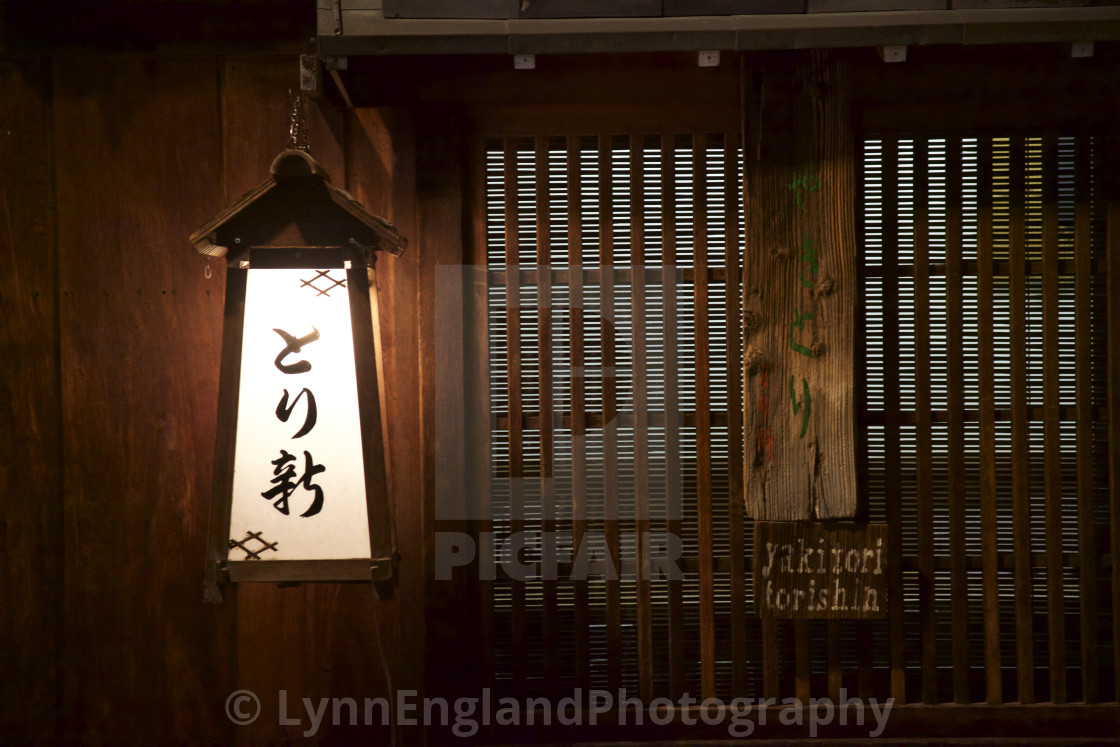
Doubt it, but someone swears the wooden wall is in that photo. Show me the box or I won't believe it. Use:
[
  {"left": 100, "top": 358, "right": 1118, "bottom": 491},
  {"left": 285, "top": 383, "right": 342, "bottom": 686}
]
[{"left": 0, "top": 53, "right": 424, "bottom": 745}]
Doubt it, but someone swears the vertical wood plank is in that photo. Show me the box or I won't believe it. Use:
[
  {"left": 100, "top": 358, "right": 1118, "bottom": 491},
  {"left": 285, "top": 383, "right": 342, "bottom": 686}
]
[
  {"left": 795, "top": 619, "right": 811, "bottom": 703},
  {"left": 454, "top": 113, "right": 493, "bottom": 701},
  {"left": 913, "top": 137, "right": 938, "bottom": 704},
  {"left": 535, "top": 135, "right": 559, "bottom": 691},
  {"left": 726, "top": 130, "right": 748, "bottom": 697},
  {"left": 54, "top": 55, "right": 234, "bottom": 744},
  {"left": 693, "top": 133, "right": 717, "bottom": 700},
  {"left": 762, "top": 618, "right": 780, "bottom": 701},
  {"left": 856, "top": 622, "right": 874, "bottom": 699},
  {"left": 946, "top": 135, "right": 971, "bottom": 704},
  {"left": 880, "top": 134, "right": 907, "bottom": 704},
  {"left": 1041, "top": 133, "right": 1067, "bottom": 704},
  {"left": 977, "top": 136, "right": 1003, "bottom": 705},
  {"left": 0, "top": 56, "right": 62, "bottom": 745},
  {"left": 630, "top": 134, "right": 654, "bottom": 702},
  {"left": 1009, "top": 135, "right": 1036, "bottom": 705},
  {"left": 1073, "top": 133, "right": 1098, "bottom": 704},
  {"left": 503, "top": 138, "right": 528, "bottom": 695},
  {"left": 827, "top": 621, "right": 842, "bottom": 702},
  {"left": 599, "top": 134, "right": 623, "bottom": 693},
  {"left": 662, "top": 134, "right": 685, "bottom": 699},
  {"left": 1107, "top": 151, "right": 1120, "bottom": 706},
  {"left": 743, "top": 51, "right": 858, "bottom": 521},
  {"left": 568, "top": 135, "right": 590, "bottom": 682}
]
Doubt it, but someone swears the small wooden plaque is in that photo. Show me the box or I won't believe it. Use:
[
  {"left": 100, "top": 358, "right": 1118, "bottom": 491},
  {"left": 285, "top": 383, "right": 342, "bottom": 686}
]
[{"left": 754, "top": 521, "right": 887, "bottom": 619}]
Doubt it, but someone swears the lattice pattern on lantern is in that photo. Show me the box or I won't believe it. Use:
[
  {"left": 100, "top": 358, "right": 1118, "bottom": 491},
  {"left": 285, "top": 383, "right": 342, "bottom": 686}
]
[
  {"left": 300, "top": 269, "right": 347, "bottom": 298},
  {"left": 229, "top": 531, "right": 279, "bottom": 560}
]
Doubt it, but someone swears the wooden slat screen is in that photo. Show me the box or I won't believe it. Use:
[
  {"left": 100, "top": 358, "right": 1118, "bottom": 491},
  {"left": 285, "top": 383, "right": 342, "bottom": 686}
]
[
  {"left": 479, "top": 129, "right": 1114, "bottom": 709},
  {"left": 861, "top": 132, "right": 1113, "bottom": 704},
  {"left": 483, "top": 133, "right": 750, "bottom": 698}
]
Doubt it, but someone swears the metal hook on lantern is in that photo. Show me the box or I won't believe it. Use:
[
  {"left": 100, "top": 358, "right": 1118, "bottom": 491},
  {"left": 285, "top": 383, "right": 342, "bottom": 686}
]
[{"left": 287, "top": 89, "right": 310, "bottom": 153}]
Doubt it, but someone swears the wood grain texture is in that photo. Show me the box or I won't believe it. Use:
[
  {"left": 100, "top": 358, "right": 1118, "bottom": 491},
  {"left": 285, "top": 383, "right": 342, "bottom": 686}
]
[
  {"left": 1107, "top": 143, "right": 1120, "bottom": 708},
  {"left": 0, "top": 56, "right": 61, "bottom": 745},
  {"left": 878, "top": 134, "right": 907, "bottom": 703},
  {"left": 725, "top": 129, "right": 748, "bottom": 698},
  {"left": 976, "top": 136, "right": 1002, "bottom": 705},
  {"left": 743, "top": 51, "right": 858, "bottom": 521},
  {"left": 413, "top": 105, "right": 471, "bottom": 733},
  {"left": 692, "top": 133, "right": 717, "bottom": 699},
  {"left": 913, "top": 137, "right": 937, "bottom": 704},
  {"left": 535, "top": 135, "right": 560, "bottom": 692},
  {"left": 1008, "top": 135, "right": 1035, "bottom": 704},
  {"left": 660, "top": 133, "right": 686, "bottom": 699},
  {"left": 945, "top": 136, "right": 970, "bottom": 703},
  {"left": 52, "top": 54, "right": 235, "bottom": 743},
  {"left": 568, "top": 134, "right": 591, "bottom": 685},
  {"left": 1040, "top": 133, "right": 1066, "bottom": 704},
  {"left": 1073, "top": 133, "right": 1098, "bottom": 704}
]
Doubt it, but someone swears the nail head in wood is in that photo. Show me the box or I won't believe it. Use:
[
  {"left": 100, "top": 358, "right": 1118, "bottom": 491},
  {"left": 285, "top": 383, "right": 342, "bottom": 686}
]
[
  {"left": 1072, "top": 41, "right": 1094, "bottom": 59},
  {"left": 878, "top": 45, "right": 907, "bottom": 64}
]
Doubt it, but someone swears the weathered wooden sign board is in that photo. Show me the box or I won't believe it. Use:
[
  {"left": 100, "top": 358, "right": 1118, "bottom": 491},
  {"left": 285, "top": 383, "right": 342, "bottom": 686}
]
[
  {"left": 754, "top": 521, "right": 887, "bottom": 620},
  {"left": 743, "top": 50, "right": 858, "bottom": 520}
]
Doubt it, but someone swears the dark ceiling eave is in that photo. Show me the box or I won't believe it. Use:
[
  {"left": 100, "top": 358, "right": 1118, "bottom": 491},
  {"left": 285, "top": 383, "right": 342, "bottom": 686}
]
[{"left": 318, "top": 6, "right": 1120, "bottom": 56}]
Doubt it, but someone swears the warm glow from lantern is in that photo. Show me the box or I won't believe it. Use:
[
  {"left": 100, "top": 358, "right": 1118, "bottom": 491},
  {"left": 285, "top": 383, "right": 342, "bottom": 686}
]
[{"left": 227, "top": 267, "right": 371, "bottom": 562}]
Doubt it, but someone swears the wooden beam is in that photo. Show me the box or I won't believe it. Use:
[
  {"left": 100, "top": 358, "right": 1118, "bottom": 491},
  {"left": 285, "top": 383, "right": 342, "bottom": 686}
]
[{"left": 743, "top": 50, "right": 858, "bottom": 521}]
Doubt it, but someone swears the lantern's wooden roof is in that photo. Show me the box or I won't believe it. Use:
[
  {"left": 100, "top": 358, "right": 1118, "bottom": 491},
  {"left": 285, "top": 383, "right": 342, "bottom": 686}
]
[{"left": 190, "top": 150, "right": 406, "bottom": 260}]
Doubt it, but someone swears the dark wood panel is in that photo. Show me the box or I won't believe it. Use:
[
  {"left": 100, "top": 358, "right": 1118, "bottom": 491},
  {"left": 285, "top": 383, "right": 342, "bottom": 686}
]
[
  {"left": 568, "top": 134, "right": 592, "bottom": 685},
  {"left": 52, "top": 54, "right": 234, "bottom": 744},
  {"left": 660, "top": 133, "right": 685, "bottom": 699},
  {"left": 945, "top": 136, "right": 970, "bottom": 703},
  {"left": 1041, "top": 133, "right": 1067, "bottom": 703},
  {"left": 1008, "top": 135, "right": 1035, "bottom": 705},
  {"left": 976, "top": 136, "right": 1002, "bottom": 705},
  {"left": 502, "top": 137, "right": 529, "bottom": 694},
  {"left": 598, "top": 134, "right": 623, "bottom": 693},
  {"left": 1073, "top": 133, "right": 1098, "bottom": 703},
  {"left": 629, "top": 134, "right": 655, "bottom": 702},
  {"left": 0, "top": 56, "right": 61, "bottom": 745},
  {"left": 912, "top": 137, "right": 937, "bottom": 704},
  {"left": 5, "top": 1, "right": 312, "bottom": 54},
  {"left": 724, "top": 130, "right": 748, "bottom": 698},
  {"left": 877, "top": 134, "right": 907, "bottom": 703},
  {"left": 350, "top": 105, "right": 424, "bottom": 735},
  {"left": 691, "top": 133, "right": 717, "bottom": 698}
]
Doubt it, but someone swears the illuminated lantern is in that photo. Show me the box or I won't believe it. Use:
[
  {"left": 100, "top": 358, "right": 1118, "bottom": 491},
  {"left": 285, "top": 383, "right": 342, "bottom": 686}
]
[{"left": 191, "top": 150, "right": 405, "bottom": 602}]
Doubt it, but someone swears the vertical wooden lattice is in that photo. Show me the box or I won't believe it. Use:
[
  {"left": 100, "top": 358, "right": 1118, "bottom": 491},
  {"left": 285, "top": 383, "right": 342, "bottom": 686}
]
[
  {"left": 478, "top": 127, "right": 1114, "bottom": 708},
  {"left": 862, "top": 132, "right": 1113, "bottom": 704}
]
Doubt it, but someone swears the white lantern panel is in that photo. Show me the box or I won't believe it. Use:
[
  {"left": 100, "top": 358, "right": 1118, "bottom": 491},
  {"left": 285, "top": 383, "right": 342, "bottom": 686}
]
[{"left": 228, "top": 267, "right": 371, "bottom": 562}]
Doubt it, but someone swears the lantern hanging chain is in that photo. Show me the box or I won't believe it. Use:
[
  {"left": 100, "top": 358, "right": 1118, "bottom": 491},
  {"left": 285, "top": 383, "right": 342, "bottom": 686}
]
[{"left": 287, "top": 89, "right": 310, "bottom": 153}]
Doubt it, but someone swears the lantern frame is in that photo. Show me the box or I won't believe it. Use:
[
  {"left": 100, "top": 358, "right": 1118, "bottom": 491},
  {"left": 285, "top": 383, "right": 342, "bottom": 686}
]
[{"left": 191, "top": 150, "right": 405, "bottom": 602}]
